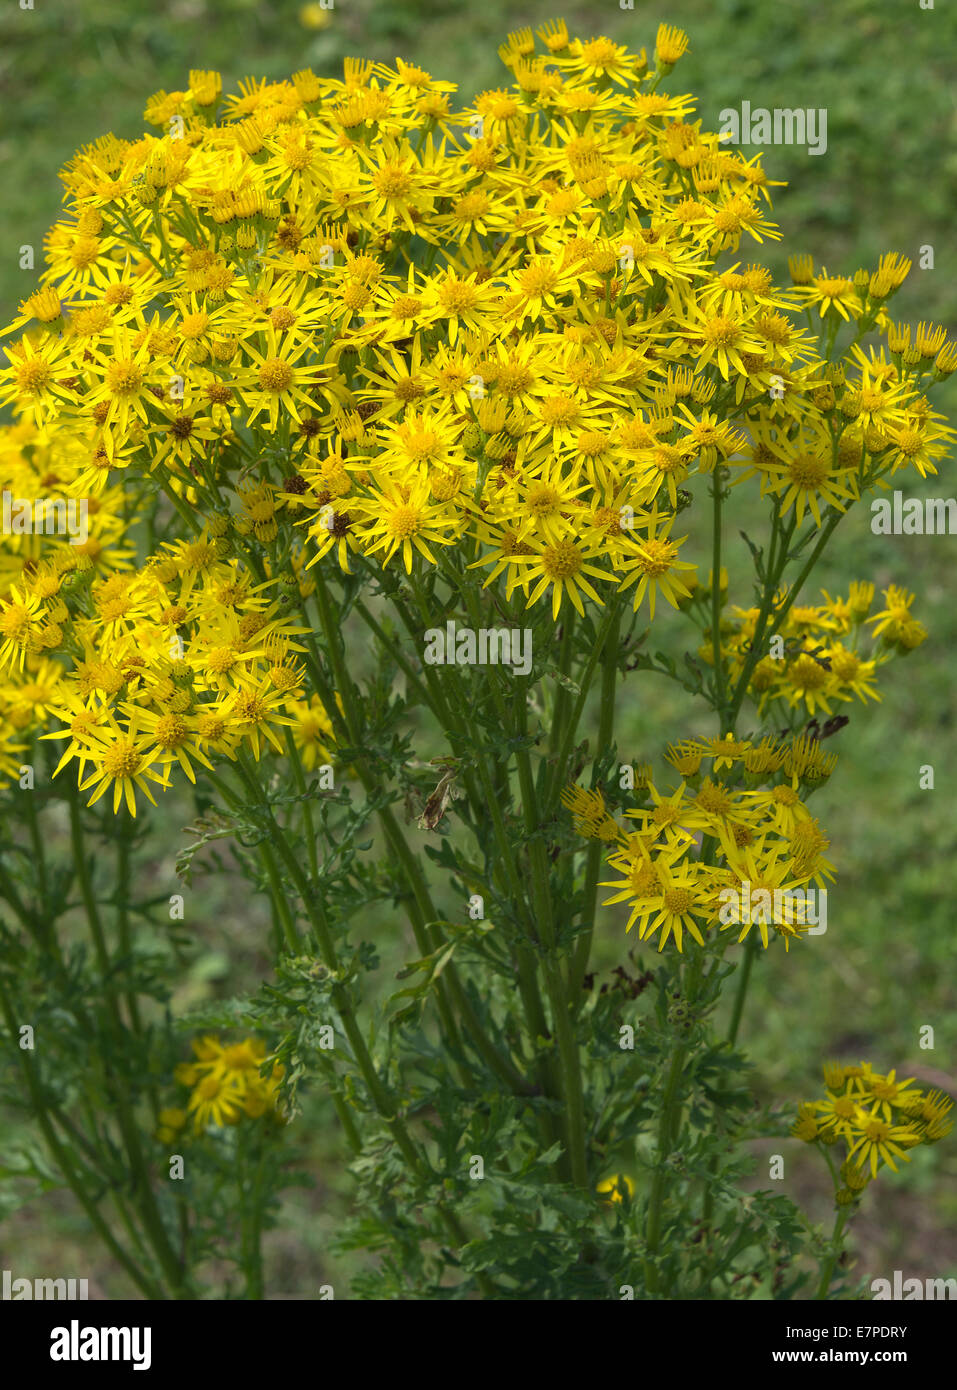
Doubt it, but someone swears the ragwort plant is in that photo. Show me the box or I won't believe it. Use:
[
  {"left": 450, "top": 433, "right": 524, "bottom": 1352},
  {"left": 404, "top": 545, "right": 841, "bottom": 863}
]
[{"left": 0, "top": 20, "right": 953, "bottom": 1299}]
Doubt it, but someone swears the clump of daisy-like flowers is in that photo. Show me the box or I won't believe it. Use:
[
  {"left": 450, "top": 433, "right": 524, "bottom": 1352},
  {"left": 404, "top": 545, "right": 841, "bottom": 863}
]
[
  {"left": 793, "top": 1063, "right": 953, "bottom": 1296},
  {"left": 0, "top": 19, "right": 952, "bottom": 1300},
  {"left": 564, "top": 730, "right": 837, "bottom": 956},
  {"left": 170, "top": 1034, "right": 285, "bottom": 1134}
]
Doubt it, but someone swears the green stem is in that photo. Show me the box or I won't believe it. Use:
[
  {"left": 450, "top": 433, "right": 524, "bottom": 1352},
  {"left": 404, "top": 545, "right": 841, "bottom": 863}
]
[
  {"left": 724, "top": 500, "right": 785, "bottom": 728},
  {"left": 153, "top": 460, "right": 202, "bottom": 536},
  {"left": 816, "top": 1207, "right": 849, "bottom": 1299},
  {"left": 308, "top": 569, "right": 470, "bottom": 1069},
  {"left": 0, "top": 976, "right": 165, "bottom": 1299},
  {"left": 353, "top": 597, "right": 433, "bottom": 708},
  {"left": 548, "top": 610, "right": 577, "bottom": 759},
  {"left": 726, "top": 506, "right": 845, "bottom": 728},
  {"left": 644, "top": 951, "right": 703, "bottom": 1295},
  {"left": 726, "top": 930, "right": 759, "bottom": 1047},
  {"left": 547, "top": 599, "right": 624, "bottom": 810},
  {"left": 207, "top": 763, "right": 364, "bottom": 1152},
  {"left": 515, "top": 743, "right": 588, "bottom": 1189},
  {"left": 711, "top": 467, "right": 727, "bottom": 722},
  {"left": 643, "top": 1041, "right": 689, "bottom": 1295},
  {"left": 68, "top": 788, "right": 190, "bottom": 1297},
  {"left": 238, "top": 1128, "right": 266, "bottom": 1300},
  {"left": 315, "top": 1051, "right": 363, "bottom": 1152},
  {"left": 766, "top": 509, "right": 845, "bottom": 636},
  {"left": 283, "top": 726, "right": 319, "bottom": 885},
  {"left": 228, "top": 752, "right": 493, "bottom": 1291},
  {"left": 571, "top": 604, "right": 621, "bottom": 1002}
]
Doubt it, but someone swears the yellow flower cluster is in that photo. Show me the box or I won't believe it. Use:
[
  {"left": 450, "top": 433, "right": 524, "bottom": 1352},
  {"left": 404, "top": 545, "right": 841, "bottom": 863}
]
[
  {"left": 0, "top": 21, "right": 952, "bottom": 807},
  {"left": 564, "top": 732, "right": 836, "bottom": 953},
  {"left": 0, "top": 432, "right": 336, "bottom": 807},
  {"left": 707, "top": 581, "right": 926, "bottom": 717},
  {"left": 172, "top": 1034, "right": 285, "bottom": 1132},
  {"left": 792, "top": 1062, "right": 953, "bottom": 1200}
]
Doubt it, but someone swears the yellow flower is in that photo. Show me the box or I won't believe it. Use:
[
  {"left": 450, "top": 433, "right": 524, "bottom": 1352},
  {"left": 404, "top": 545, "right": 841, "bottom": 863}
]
[
  {"left": 795, "top": 271, "right": 863, "bottom": 322},
  {"left": 299, "top": 3, "right": 332, "bottom": 31},
  {"left": 233, "top": 328, "right": 335, "bottom": 434},
  {"left": 0, "top": 335, "right": 80, "bottom": 426},
  {"left": 655, "top": 24, "right": 689, "bottom": 68},
  {"left": 503, "top": 535, "right": 612, "bottom": 620},
  {"left": 561, "top": 785, "right": 621, "bottom": 841},
  {"left": 156, "top": 1108, "right": 188, "bottom": 1144},
  {"left": 597, "top": 1174, "right": 635, "bottom": 1204},
  {"left": 846, "top": 1115, "right": 922, "bottom": 1179},
  {"left": 74, "top": 714, "right": 171, "bottom": 816},
  {"left": 357, "top": 480, "right": 459, "bottom": 574},
  {"left": 187, "top": 1072, "right": 244, "bottom": 1131},
  {"left": 616, "top": 527, "right": 696, "bottom": 618}
]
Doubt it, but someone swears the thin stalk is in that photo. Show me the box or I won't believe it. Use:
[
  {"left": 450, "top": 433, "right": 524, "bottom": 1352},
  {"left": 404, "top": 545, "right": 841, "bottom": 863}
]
[
  {"left": 711, "top": 467, "right": 727, "bottom": 722},
  {"left": 283, "top": 726, "right": 319, "bottom": 885},
  {"left": 816, "top": 1207, "right": 849, "bottom": 1300},
  {"left": 725, "top": 507, "right": 844, "bottom": 729},
  {"left": 515, "top": 748, "right": 588, "bottom": 1189},
  {"left": 227, "top": 752, "right": 494, "bottom": 1289},
  {"left": 547, "top": 599, "right": 624, "bottom": 810},
  {"left": 113, "top": 812, "right": 161, "bottom": 1119},
  {"left": 726, "top": 930, "right": 759, "bottom": 1047},
  {"left": 315, "top": 1050, "right": 363, "bottom": 1152},
  {"left": 420, "top": 565, "right": 561, "bottom": 1085},
  {"left": 548, "top": 611, "right": 577, "bottom": 759},
  {"left": 68, "top": 788, "right": 190, "bottom": 1297},
  {"left": 570, "top": 604, "right": 621, "bottom": 1001},
  {"left": 0, "top": 977, "right": 165, "bottom": 1300},
  {"left": 644, "top": 951, "right": 703, "bottom": 1295},
  {"left": 238, "top": 1127, "right": 266, "bottom": 1300},
  {"left": 353, "top": 597, "right": 433, "bottom": 707},
  {"left": 643, "top": 1040, "right": 689, "bottom": 1296},
  {"left": 308, "top": 571, "right": 469, "bottom": 1066},
  {"left": 208, "top": 762, "right": 364, "bottom": 1151}
]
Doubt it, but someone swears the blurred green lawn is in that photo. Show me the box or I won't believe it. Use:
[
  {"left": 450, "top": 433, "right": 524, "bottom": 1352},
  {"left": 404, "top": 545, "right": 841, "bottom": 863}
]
[{"left": 1, "top": 0, "right": 954, "bottom": 1296}]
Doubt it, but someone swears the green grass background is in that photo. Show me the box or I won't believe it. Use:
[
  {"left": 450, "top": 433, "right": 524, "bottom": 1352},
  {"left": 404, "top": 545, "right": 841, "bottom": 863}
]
[{"left": 1, "top": 0, "right": 955, "bottom": 1297}]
